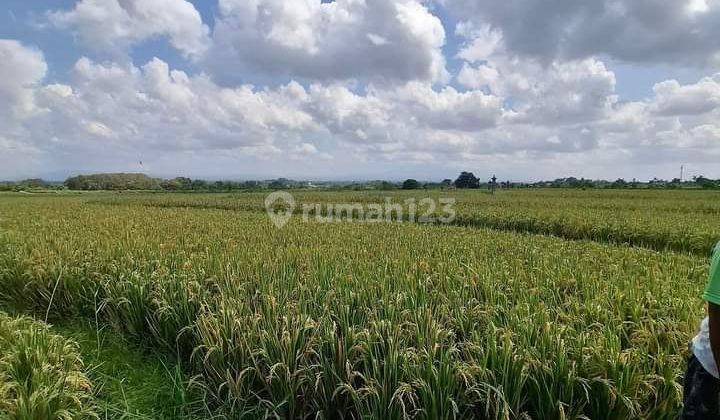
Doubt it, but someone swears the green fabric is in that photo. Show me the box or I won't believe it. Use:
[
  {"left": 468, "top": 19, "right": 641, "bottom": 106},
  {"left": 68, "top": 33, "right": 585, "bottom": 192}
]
[{"left": 703, "top": 241, "right": 720, "bottom": 305}]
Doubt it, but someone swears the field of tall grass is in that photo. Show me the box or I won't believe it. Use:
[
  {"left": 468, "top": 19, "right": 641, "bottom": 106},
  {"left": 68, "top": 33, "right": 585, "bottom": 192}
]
[
  {"left": 89, "top": 189, "right": 720, "bottom": 255},
  {"left": 0, "top": 189, "right": 718, "bottom": 418}
]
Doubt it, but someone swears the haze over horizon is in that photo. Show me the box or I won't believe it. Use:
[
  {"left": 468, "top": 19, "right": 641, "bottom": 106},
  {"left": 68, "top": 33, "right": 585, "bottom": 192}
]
[{"left": 2, "top": 0, "right": 720, "bottom": 181}]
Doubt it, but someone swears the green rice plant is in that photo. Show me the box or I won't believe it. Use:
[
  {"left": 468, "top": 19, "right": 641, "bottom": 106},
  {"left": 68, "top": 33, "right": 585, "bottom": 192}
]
[{"left": 0, "top": 312, "right": 96, "bottom": 419}]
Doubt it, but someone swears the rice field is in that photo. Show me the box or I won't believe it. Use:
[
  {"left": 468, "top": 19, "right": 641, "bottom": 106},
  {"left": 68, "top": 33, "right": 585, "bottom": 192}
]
[
  {"left": 0, "top": 189, "right": 718, "bottom": 419},
  {"left": 89, "top": 189, "right": 720, "bottom": 255}
]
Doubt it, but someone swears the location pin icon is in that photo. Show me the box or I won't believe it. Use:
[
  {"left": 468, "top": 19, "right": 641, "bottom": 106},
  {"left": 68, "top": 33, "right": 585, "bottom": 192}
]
[{"left": 265, "top": 191, "right": 296, "bottom": 228}]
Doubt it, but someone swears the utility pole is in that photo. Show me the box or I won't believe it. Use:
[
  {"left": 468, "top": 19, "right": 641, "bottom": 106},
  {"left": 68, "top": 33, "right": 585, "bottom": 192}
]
[
  {"left": 490, "top": 175, "right": 497, "bottom": 195},
  {"left": 680, "top": 165, "right": 684, "bottom": 182}
]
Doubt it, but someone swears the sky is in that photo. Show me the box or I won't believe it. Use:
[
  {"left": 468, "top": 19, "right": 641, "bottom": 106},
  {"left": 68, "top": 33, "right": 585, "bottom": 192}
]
[{"left": 1, "top": 0, "right": 719, "bottom": 182}]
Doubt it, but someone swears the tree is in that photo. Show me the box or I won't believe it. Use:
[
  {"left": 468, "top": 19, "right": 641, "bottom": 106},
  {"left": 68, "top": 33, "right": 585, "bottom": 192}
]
[
  {"left": 191, "top": 179, "right": 208, "bottom": 190},
  {"left": 212, "top": 181, "right": 226, "bottom": 191},
  {"left": 379, "top": 181, "right": 397, "bottom": 190},
  {"left": 694, "top": 175, "right": 718, "bottom": 189},
  {"left": 19, "top": 179, "right": 46, "bottom": 188},
  {"left": 269, "top": 179, "right": 287, "bottom": 189},
  {"left": 454, "top": 172, "right": 480, "bottom": 189},
  {"left": 402, "top": 179, "right": 421, "bottom": 190},
  {"left": 160, "top": 177, "right": 192, "bottom": 191},
  {"left": 65, "top": 173, "right": 161, "bottom": 190},
  {"left": 243, "top": 181, "right": 261, "bottom": 190},
  {"left": 611, "top": 178, "right": 627, "bottom": 189}
]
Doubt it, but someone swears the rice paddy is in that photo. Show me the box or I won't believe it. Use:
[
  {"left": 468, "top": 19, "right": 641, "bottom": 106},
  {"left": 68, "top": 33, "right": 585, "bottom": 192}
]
[{"left": 0, "top": 189, "right": 718, "bottom": 418}]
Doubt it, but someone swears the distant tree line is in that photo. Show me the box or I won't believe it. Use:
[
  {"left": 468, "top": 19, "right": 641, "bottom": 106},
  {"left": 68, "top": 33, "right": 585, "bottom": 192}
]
[
  {"left": 62, "top": 173, "right": 275, "bottom": 191},
  {"left": 533, "top": 176, "right": 720, "bottom": 190},
  {"left": 159, "top": 177, "right": 267, "bottom": 191},
  {"left": 1, "top": 172, "right": 719, "bottom": 192},
  {"left": 0, "top": 179, "right": 63, "bottom": 192},
  {"left": 397, "top": 173, "right": 720, "bottom": 191},
  {"left": 56, "top": 174, "right": 453, "bottom": 192}
]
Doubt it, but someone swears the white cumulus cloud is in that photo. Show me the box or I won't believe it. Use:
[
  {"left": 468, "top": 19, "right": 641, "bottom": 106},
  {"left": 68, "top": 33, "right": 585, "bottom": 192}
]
[
  {"left": 438, "top": 0, "right": 720, "bottom": 66},
  {"left": 208, "top": 0, "right": 448, "bottom": 84},
  {"left": 48, "top": 0, "right": 210, "bottom": 59},
  {"left": 0, "top": 40, "right": 47, "bottom": 119}
]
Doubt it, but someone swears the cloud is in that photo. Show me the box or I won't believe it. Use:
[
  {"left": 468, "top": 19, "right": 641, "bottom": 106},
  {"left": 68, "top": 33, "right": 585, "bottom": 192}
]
[
  {"left": 208, "top": 0, "right": 448, "bottom": 84},
  {"left": 379, "top": 82, "right": 503, "bottom": 131},
  {"left": 0, "top": 40, "right": 49, "bottom": 177},
  {"left": 0, "top": 42, "right": 501, "bottom": 172},
  {"left": 650, "top": 74, "right": 720, "bottom": 116},
  {"left": 438, "top": 0, "right": 720, "bottom": 66},
  {"left": 65, "top": 57, "right": 316, "bottom": 151},
  {"left": 300, "top": 80, "right": 503, "bottom": 152},
  {"left": 83, "top": 121, "right": 114, "bottom": 138},
  {"left": 587, "top": 74, "right": 720, "bottom": 160},
  {"left": 447, "top": 19, "right": 720, "bottom": 172},
  {"left": 455, "top": 25, "right": 617, "bottom": 126},
  {"left": 47, "top": 0, "right": 210, "bottom": 59},
  {"left": 305, "top": 83, "right": 394, "bottom": 144},
  {"left": 0, "top": 40, "right": 47, "bottom": 119}
]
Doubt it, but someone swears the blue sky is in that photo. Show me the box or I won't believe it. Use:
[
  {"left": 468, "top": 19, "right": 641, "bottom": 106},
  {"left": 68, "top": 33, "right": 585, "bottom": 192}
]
[{"left": 1, "top": 0, "right": 719, "bottom": 181}]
